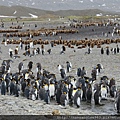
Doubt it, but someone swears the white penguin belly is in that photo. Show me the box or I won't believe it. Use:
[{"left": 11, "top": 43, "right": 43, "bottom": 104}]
[
  {"left": 49, "top": 84, "right": 55, "bottom": 97},
  {"left": 77, "top": 97, "right": 81, "bottom": 106}
]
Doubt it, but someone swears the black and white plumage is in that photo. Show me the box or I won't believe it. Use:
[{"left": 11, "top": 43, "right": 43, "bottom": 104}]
[
  {"left": 60, "top": 68, "right": 66, "bottom": 79},
  {"left": 100, "top": 84, "right": 108, "bottom": 100},
  {"left": 115, "top": 91, "right": 120, "bottom": 113},
  {"left": 57, "top": 64, "right": 64, "bottom": 72},
  {"left": 60, "top": 92, "right": 67, "bottom": 107},
  {"left": 18, "top": 62, "right": 23, "bottom": 74},
  {"left": 28, "top": 61, "right": 33, "bottom": 71},
  {"left": 94, "top": 89, "right": 101, "bottom": 105},
  {"left": 66, "top": 61, "right": 72, "bottom": 73},
  {"left": 57, "top": 64, "right": 66, "bottom": 79},
  {"left": 76, "top": 68, "right": 81, "bottom": 77},
  {"left": 86, "top": 84, "right": 92, "bottom": 103},
  {"left": 36, "top": 62, "right": 42, "bottom": 73},
  {"left": 49, "top": 83, "right": 55, "bottom": 98},
  {"left": 73, "top": 88, "right": 82, "bottom": 108},
  {"left": 47, "top": 49, "right": 51, "bottom": 54},
  {"left": 96, "top": 63, "right": 103, "bottom": 73},
  {"left": 32, "top": 88, "right": 38, "bottom": 101},
  {"left": 110, "top": 85, "right": 117, "bottom": 98}
]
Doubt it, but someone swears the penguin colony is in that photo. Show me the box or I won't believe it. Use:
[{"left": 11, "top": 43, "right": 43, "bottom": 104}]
[
  {"left": 0, "top": 19, "right": 120, "bottom": 114},
  {"left": 0, "top": 56, "right": 120, "bottom": 113}
]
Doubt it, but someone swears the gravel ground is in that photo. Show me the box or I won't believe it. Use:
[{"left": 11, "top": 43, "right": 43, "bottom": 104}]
[{"left": 0, "top": 21, "right": 120, "bottom": 115}]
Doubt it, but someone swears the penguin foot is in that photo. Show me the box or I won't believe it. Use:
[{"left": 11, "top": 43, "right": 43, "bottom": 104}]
[
  {"left": 117, "top": 110, "right": 120, "bottom": 113},
  {"left": 77, "top": 105, "right": 80, "bottom": 108}
]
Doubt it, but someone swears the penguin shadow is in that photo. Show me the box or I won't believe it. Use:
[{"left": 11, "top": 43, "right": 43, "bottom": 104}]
[
  {"left": 50, "top": 99, "right": 56, "bottom": 104},
  {"left": 114, "top": 113, "right": 120, "bottom": 116},
  {"left": 44, "top": 115, "right": 53, "bottom": 119},
  {"left": 59, "top": 105, "right": 68, "bottom": 109},
  {"left": 85, "top": 101, "right": 92, "bottom": 106},
  {"left": 95, "top": 103, "right": 105, "bottom": 106}
]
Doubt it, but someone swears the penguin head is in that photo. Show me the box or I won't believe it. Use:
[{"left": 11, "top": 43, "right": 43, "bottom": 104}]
[
  {"left": 27, "top": 84, "right": 29, "bottom": 86},
  {"left": 55, "top": 81, "right": 58, "bottom": 84},
  {"left": 73, "top": 88, "right": 76, "bottom": 90},
  {"left": 86, "top": 79, "right": 89, "bottom": 83},
  {"left": 78, "top": 87, "right": 81, "bottom": 90}
]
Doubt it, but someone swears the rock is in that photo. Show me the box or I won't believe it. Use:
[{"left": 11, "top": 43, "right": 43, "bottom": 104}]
[
  {"left": 7, "top": 101, "right": 15, "bottom": 105},
  {"left": 52, "top": 110, "right": 60, "bottom": 115}
]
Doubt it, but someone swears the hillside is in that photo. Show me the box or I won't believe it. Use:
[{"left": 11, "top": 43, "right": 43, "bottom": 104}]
[
  {"left": 0, "top": 0, "right": 120, "bottom": 12},
  {"left": 0, "top": 5, "right": 119, "bottom": 18}
]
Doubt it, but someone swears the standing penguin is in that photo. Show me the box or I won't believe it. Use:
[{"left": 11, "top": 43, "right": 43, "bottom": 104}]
[
  {"left": 24, "top": 84, "right": 30, "bottom": 99},
  {"left": 62, "top": 45, "right": 66, "bottom": 52},
  {"left": 70, "top": 77, "right": 76, "bottom": 89},
  {"left": 6, "top": 63, "right": 11, "bottom": 73},
  {"left": 69, "top": 87, "right": 77, "bottom": 106},
  {"left": 14, "top": 81, "right": 20, "bottom": 97},
  {"left": 100, "top": 84, "right": 108, "bottom": 100},
  {"left": 10, "top": 78, "right": 15, "bottom": 95},
  {"left": 36, "top": 47, "right": 40, "bottom": 54},
  {"left": 14, "top": 46, "right": 18, "bottom": 55},
  {"left": 4, "top": 73, "right": 11, "bottom": 94},
  {"left": 94, "top": 88, "right": 101, "bottom": 105},
  {"left": 21, "top": 79, "right": 26, "bottom": 95},
  {"left": 41, "top": 44, "right": 45, "bottom": 55},
  {"left": 49, "top": 81, "right": 55, "bottom": 99},
  {"left": 18, "top": 62, "right": 23, "bottom": 74},
  {"left": 25, "top": 71, "right": 29, "bottom": 80},
  {"left": 62, "top": 82, "right": 69, "bottom": 101},
  {"left": 76, "top": 68, "right": 81, "bottom": 77},
  {"left": 60, "top": 45, "right": 66, "bottom": 54},
  {"left": 117, "top": 45, "right": 119, "bottom": 53},
  {"left": 39, "top": 85, "right": 45, "bottom": 100},
  {"left": 36, "top": 62, "right": 42, "bottom": 73},
  {"left": 19, "top": 41, "right": 23, "bottom": 50},
  {"left": 60, "top": 92, "right": 67, "bottom": 107},
  {"left": 101, "top": 47, "right": 104, "bottom": 54},
  {"left": 110, "top": 85, "right": 117, "bottom": 98},
  {"left": 31, "top": 87, "right": 38, "bottom": 101},
  {"left": 97, "top": 63, "right": 103, "bottom": 73},
  {"left": 66, "top": 61, "right": 72, "bottom": 73},
  {"left": 86, "top": 83, "right": 92, "bottom": 103},
  {"left": 57, "top": 64, "right": 64, "bottom": 72},
  {"left": 55, "top": 84, "right": 62, "bottom": 104},
  {"left": 50, "top": 41, "right": 54, "bottom": 47},
  {"left": 1, "top": 78, "right": 6, "bottom": 95},
  {"left": 60, "top": 68, "right": 66, "bottom": 79},
  {"left": 106, "top": 47, "right": 110, "bottom": 55},
  {"left": 44, "top": 90, "right": 50, "bottom": 104},
  {"left": 25, "top": 44, "right": 28, "bottom": 51},
  {"left": 9, "top": 48, "right": 13, "bottom": 58},
  {"left": 28, "top": 61, "right": 33, "bottom": 71},
  {"left": 73, "top": 87, "right": 82, "bottom": 108},
  {"left": 68, "top": 84, "right": 73, "bottom": 104},
  {"left": 80, "top": 67, "right": 87, "bottom": 77},
  {"left": 115, "top": 91, "right": 120, "bottom": 113},
  {"left": 91, "top": 67, "right": 97, "bottom": 80}
]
